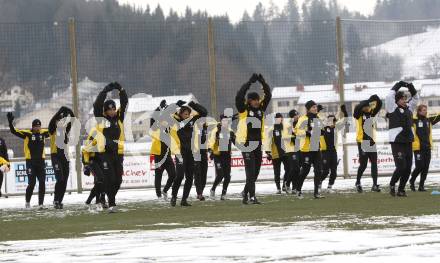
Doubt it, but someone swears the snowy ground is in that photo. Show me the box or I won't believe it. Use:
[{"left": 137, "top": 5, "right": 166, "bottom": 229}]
[{"left": 1, "top": 175, "right": 440, "bottom": 262}]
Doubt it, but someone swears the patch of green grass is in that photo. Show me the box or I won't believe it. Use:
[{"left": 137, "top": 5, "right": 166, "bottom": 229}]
[{"left": 1, "top": 190, "right": 439, "bottom": 242}]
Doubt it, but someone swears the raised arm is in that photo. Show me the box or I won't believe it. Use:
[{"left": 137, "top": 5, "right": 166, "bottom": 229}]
[
  {"left": 428, "top": 113, "right": 440, "bottom": 125},
  {"left": 113, "top": 82, "right": 128, "bottom": 121},
  {"left": 49, "top": 107, "right": 69, "bottom": 135},
  {"left": 386, "top": 81, "right": 407, "bottom": 113},
  {"left": 407, "top": 83, "right": 419, "bottom": 113},
  {"left": 235, "top": 74, "right": 258, "bottom": 113},
  {"left": 258, "top": 74, "right": 272, "bottom": 112},
  {"left": 369, "top": 95, "right": 382, "bottom": 117},
  {"left": 93, "top": 83, "right": 114, "bottom": 117},
  {"left": 189, "top": 101, "right": 208, "bottom": 118},
  {"left": 353, "top": 100, "right": 370, "bottom": 119},
  {"left": 7, "top": 112, "right": 27, "bottom": 139}
]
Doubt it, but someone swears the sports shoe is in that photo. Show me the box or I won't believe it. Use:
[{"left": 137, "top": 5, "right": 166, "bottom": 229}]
[
  {"left": 285, "top": 186, "right": 292, "bottom": 194},
  {"left": 162, "top": 191, "right": 168, "bottom": 201},
  {"left": 220, "top": 194, "right": 226, "bottom": 201},
  {"left": 410, "top": 184, "right": 416, "bottom": 192},
  {"left": 25, "top": 202, "right": 31, "bottom": 209},
  {"left": 314, "top": 194, "right": 325, "bottom": 199},
  {"left": 250, "top": 197, "right": 262, "bottom": 205},
  {"left": 296, "top": 191, "right": 304, "bottom": 199},
  {"left": 390, "top": 185, "right": 396, "bottom": 197},
  {"left": 356, "top": 184, "right": 363, "bottom": 193},
  {"left": 170, "top": 197, "right": 177, "bottom": 207},
  {"left": 276, "top": 189, "right": 282, "bottom": 194},
  {"left": 291, "top": 189, "right": 297, "bottom": 195},
  {"left": 38, "top": 205, "right": 48, "bottom": 210},
  {"left": 54, "top": 201, "right": 60, "bottom": 209},
  {"left": 181, "top": 200, "right": 192, "bottom": 207},
  {"left": 418, "top": 186, "right": 427, "bottom": 192},
  {"left": 371, "top": 185, "right": 381, "bottom": 192},
  {"left": 197, "top": 194, "right": 206, "bottom": 201},
  {"left": 210, "top": 189, "right": 215, "bottom": 199},
  {"left": 96, "top": 203, "right": 104, "bottom": 211},
  {"left": 327, "top": 185, "right": 336, "bottom": 193},
  {"left": 397, "top": 190, "right": 407, "bottom": 197},
  {"left": 108, "top": 206, "right": 117, "bottom": 213}
]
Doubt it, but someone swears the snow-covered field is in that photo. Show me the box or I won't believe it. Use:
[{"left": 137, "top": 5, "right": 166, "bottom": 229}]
[{"left": 1, "top": 175, "right": 440, "bottom": 262}]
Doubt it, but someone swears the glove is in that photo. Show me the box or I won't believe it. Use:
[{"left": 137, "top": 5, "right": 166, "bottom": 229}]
[
  {"left": 368, "top": 94, "right": 380, "bottom": 102},
  {"left": 0, "top": 164, "right": 9, "bottom": 173},
  {"left": 6, "top": 112, "right": 14, "bottom": 123},
  {"left": 407, "top": 83, "right": 417, "bottom": 97},
  {"left": 340, "top": 104, "right": 348, "bottom": 117},
  {"left": 392, "top": 81, "right": 407, "bottom": 91},
  {"left": 257, "top": 74, "right": 266, "bottom": 84},
  {"left": 317, "top": 104, "right": 324, "bottom": 113},
  {"left": 160, "top": 99, "right": 167, "bottom": 109},
  {"left": 176, "top": 100, "right": 186, "bottom": 107},
  {"left": 113, "top": 82, "right": 122, "bottom": 91},
  {"left": 103, "top": 83, "right": 115, "bottom": 93},
  {"left": 249, "top": 73, "right": 259, "bottom": 84},
  {"left": 83, "top": 165, "right": 91, "bottom": 176},
  {"left": 265, "top": 152, "right": 272, "bottom": 161}
]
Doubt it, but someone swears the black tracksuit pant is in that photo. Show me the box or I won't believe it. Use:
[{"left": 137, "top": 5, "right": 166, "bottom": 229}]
[
  {"left": 154, "top": 153, "right": 176, "bottom": 197},
  {"left": 86, "top": 160, "right": 106, "bottom": 205},
  {"left": 25, "top": 159, "right": 46, "bottom": 205},
  {"left": 356, "top": 142, "right": 378, "bottom": 186},
  {"left": 297, "top": 151, "right": 322, "bottom": 195},
  {"left": 410, "top": 150, "right": 431, "bottom": 188},
  {"left": 194, "top": 151, "right": 208, "bottom": 196},
  {"left": 321, "top": 150, "right": 338, "bottom": 186},
  {"left": 211, "top": 153, "right": 232, "bottom": 195},
  {"left": 97, "top": 152, "right": 121, "bottom": 207},
  {"left": 171, "top": 149, "right": 194, "bottom": 201},
  {"left": 0, "top": 171, "right": 4, "bottom": 195},
  {"left": 52, "top": 154, "right": 70, "bottom": 204},
  {"left": 390, "top": 143, "right": 413, "bottom": 192},
  {"left": 287, "top": 152, "right": 300, "bottom": 190},
  {"left": 242, "top": 145, "right": 262, "bottom": 199},
  {"left": 272, "top": 155, "right": 290, "bottom": 190}
]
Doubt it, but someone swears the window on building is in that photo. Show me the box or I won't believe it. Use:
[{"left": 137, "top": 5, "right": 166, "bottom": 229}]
[{"left": 277, "top": 101, "right": 290, "bottom": 107}]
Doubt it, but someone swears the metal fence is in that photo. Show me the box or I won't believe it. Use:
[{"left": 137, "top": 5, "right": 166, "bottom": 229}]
[{"left": 1, "top": 17, "right": 440, "bottom": 194}]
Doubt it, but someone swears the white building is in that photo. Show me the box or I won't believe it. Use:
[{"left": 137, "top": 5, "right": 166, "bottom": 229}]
[
  {"left": 0, "top": 85, "right": 34, "bottom": 114},
  {"left": 272, "top": 79, "right": 440, "bottom": 120}
]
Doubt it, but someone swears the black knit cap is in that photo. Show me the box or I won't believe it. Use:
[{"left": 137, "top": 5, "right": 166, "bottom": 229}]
[
  {"left": 275, "top": 113, "right": 283, "bottom": 118},
  {"left": 247, "top": 92, "right": 260, "bottom": 101},
  {"left": 104, "top": 100, "right": 116, "bottom": 111},
  {"left": 305, "top": 100, "right": 317, "bottom": 111},
  {"left": 32, "top": 119, "right": 41, "bottom": 127},
  {"left": 288, "top": 109, "right": 299, "bottom": 118},
  {"left": 395, "top": 91, "right": 405, "bottom": 103}
]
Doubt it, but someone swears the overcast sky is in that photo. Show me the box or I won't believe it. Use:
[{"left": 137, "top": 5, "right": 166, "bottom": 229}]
[{"left": 118, "top": 0, "right": 376, "bottom": 22}]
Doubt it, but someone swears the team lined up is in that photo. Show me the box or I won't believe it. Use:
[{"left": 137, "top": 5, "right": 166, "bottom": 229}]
[{"left": 0, "top": 76, "right": 437, "bottom": 210}]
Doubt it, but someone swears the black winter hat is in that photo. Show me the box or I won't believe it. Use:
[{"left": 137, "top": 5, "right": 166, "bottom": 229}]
[
  {"left": 247, "top": 92, "right": 260, "bottom": 101},
  {"left": 275, "top": 113, "right": 283, "bottom": 119},
  {"left": 395, "top": 91, "right": 406, "bottom": 103},
  {"left": 288, "top": 109, "right": 299, "bottom": 118},
  {"left": 32, "top": 119, "right": 41, "bottom": 127},
  {"left": 104, "top": 100, "right": 116, "bottom": 111},
  {"left": 305, "top": 100, "right": 317, "bottom": 111}
]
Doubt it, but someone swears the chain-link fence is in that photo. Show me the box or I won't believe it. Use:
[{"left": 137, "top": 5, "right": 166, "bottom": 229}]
[{"left": 1, "top": 17, "right": 440, "bottom": 195}]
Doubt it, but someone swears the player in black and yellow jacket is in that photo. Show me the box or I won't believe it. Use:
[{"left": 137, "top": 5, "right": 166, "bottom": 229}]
[
  {"left": 7, "top": 112, "right": 49, "bottom": 209},
  {"left": 409, "top": 104, "right": 440, "bottom": 192},
  {"left": 49, "top": 106, "right": 74, "bottom": 209},
  {"left": 82, "top": 127, "right": 106, "bottom": 210},
  {"left": 320, "top": 105, "right": 348, "bottom": 192},
  {"left": 0, "top": 137, "right": 10, "bottom": 198},
  {"left": 266, "top": 113, "right": 290, "bottom": 194},
  {"left": 286, "top": 109, "right": 300, "bottom": 194},
  {"left": 150, "top": 100, "right": 180, "bottom": 200},
  {"left": 295, "top": 101, "right": 324, "bottom": 199},
  {"left": 170, "top": 100, "right": 208, "bottom": 207},
  {"left": 93, "top": 82, "right": 128, "bottom": 212},
  {"left": 235, "top": 73, "right": 271, "bottom": 205},
  {"left": 353, "top": 94, "right": 382, "bottom": 193},
  {"left": 209, "top": 113, "right": 236, "bottom": 200}
]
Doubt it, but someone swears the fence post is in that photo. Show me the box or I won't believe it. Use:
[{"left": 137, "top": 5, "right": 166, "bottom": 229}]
[
  {"left": 68, "top": 17, "right": 82, "bottom": 193},
  {"left": 336, "top": 16, "right": 349, "bottom": 178},
  {"left": 207, "top": 17, "right": 218, "bottom": 118}
]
